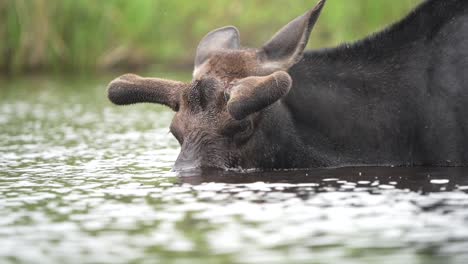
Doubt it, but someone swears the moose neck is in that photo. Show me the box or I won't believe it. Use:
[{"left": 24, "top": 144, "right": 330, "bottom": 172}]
[
  {"left": 279, "top": 0, "right": 468, "bottom": 167},
  {"left": 243, "top": 101, "right": 328, "bottom": 169},
  {"left": 249, "top": 42, "right": 419, "bottom": 169},
  {"left": 284, "top": 45, "right": 416, "bottom": 167},
  {"left": 278, "top": 0, "right": 468, "bottom": 167}
]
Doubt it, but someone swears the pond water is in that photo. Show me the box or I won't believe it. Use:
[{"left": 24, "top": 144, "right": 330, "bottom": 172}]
[{"left": 1, "top": 76, "right": 468, "bottom": 264}]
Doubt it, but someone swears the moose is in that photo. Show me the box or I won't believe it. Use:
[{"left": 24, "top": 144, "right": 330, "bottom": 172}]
[{"left": 108, "top": 0, "right": 468, "bottom": 170}]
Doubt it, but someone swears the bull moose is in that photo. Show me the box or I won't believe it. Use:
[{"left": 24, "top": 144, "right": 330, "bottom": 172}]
[{"left": 107, "top": 0, "right": 468, "bottom": 170}]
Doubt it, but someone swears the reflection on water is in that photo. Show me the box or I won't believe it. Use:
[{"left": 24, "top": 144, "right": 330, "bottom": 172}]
[{"left": 1, "top": 77, "right": 468, "bottom": 264}]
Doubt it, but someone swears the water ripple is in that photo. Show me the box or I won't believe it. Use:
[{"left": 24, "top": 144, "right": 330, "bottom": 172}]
[{"left": 1, "top": 78, "right": 468, "bottom": 263}]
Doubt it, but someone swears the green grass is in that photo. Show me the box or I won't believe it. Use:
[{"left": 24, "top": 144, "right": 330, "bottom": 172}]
[{"left": 0, "top": 0, "right": 421, "bottom": 75}]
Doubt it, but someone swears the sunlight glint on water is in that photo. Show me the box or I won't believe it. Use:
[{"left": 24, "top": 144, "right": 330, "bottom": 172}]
[{"left": 1, "top": 77, "right": 468, "bottom": 264}]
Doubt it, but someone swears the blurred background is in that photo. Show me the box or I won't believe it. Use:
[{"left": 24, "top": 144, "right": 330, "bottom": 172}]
[
  {"left": 6, "top": 2, "right": 468, "bottom": 264},
  {"left": 0, "top": 0, "right": 421, "bottom": 77}
]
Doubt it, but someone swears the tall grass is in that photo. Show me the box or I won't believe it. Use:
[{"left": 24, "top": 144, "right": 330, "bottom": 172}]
[{"left": 0, "top": 0, "right": 421, "bottom": 75}]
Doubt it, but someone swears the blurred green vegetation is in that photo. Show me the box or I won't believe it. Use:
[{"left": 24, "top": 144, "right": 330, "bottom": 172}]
[{"left": 0, "top": 0, "right": 421, "bottom": 75}]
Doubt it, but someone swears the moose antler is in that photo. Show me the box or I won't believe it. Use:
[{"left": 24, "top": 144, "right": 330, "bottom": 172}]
[
  {"left": 227, "top": 71, "right": 292, "bottom": 120},
  {"left": 107, "top": 74, "right": 188, "bottom": 111}
]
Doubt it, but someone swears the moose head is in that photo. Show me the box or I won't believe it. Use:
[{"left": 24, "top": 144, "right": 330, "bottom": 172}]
[{"left": 108, "top": 0, "right": 326, "bottom": 170}]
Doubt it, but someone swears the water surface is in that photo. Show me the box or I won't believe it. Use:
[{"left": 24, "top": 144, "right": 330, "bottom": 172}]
[{"left": 1, "top": 76, "right": 468, "bottom": 264}]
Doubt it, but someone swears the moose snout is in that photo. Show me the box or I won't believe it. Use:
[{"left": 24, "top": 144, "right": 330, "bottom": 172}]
[
  {"left": 173, "top": 147, "right": 203, "bottom": 171},
  {"left": 173, "top": 157, "right": 202, "bottom": 171},
  {"left": 173, "top": 132, "right": 230, "bottom": 171}
]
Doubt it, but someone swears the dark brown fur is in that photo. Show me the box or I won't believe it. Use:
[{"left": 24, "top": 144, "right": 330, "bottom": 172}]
[{"left": 108, "top": 0, "right": 468, "bottom": 170}]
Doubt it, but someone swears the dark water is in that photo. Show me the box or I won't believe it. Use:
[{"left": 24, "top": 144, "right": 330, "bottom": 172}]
[{"left": 1, "top": 76, "right": 468, "bottom": 264}]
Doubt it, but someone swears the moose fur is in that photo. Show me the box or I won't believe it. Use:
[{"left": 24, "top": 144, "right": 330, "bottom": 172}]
[{"left": 108, "top": 0, "right": 468, "bottom": 170}]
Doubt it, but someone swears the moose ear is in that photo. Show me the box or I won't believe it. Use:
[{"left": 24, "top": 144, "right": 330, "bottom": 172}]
[
  {"left": 259, "top": 0, "right": 326, "bottom": 69},
  {"left": 195, "top": 26, "right": 241, "bottom": 68},
  {"left": 227, "top": 71, "right": 292, "bottom": 120},
  {"left": 107, "top": 74, "right": 187, "bottom": 111}
]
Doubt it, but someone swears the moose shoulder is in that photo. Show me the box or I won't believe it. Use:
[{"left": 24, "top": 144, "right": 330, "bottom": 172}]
[{"left": 107, "top": 0, "right": 468, "bottom": 170}]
